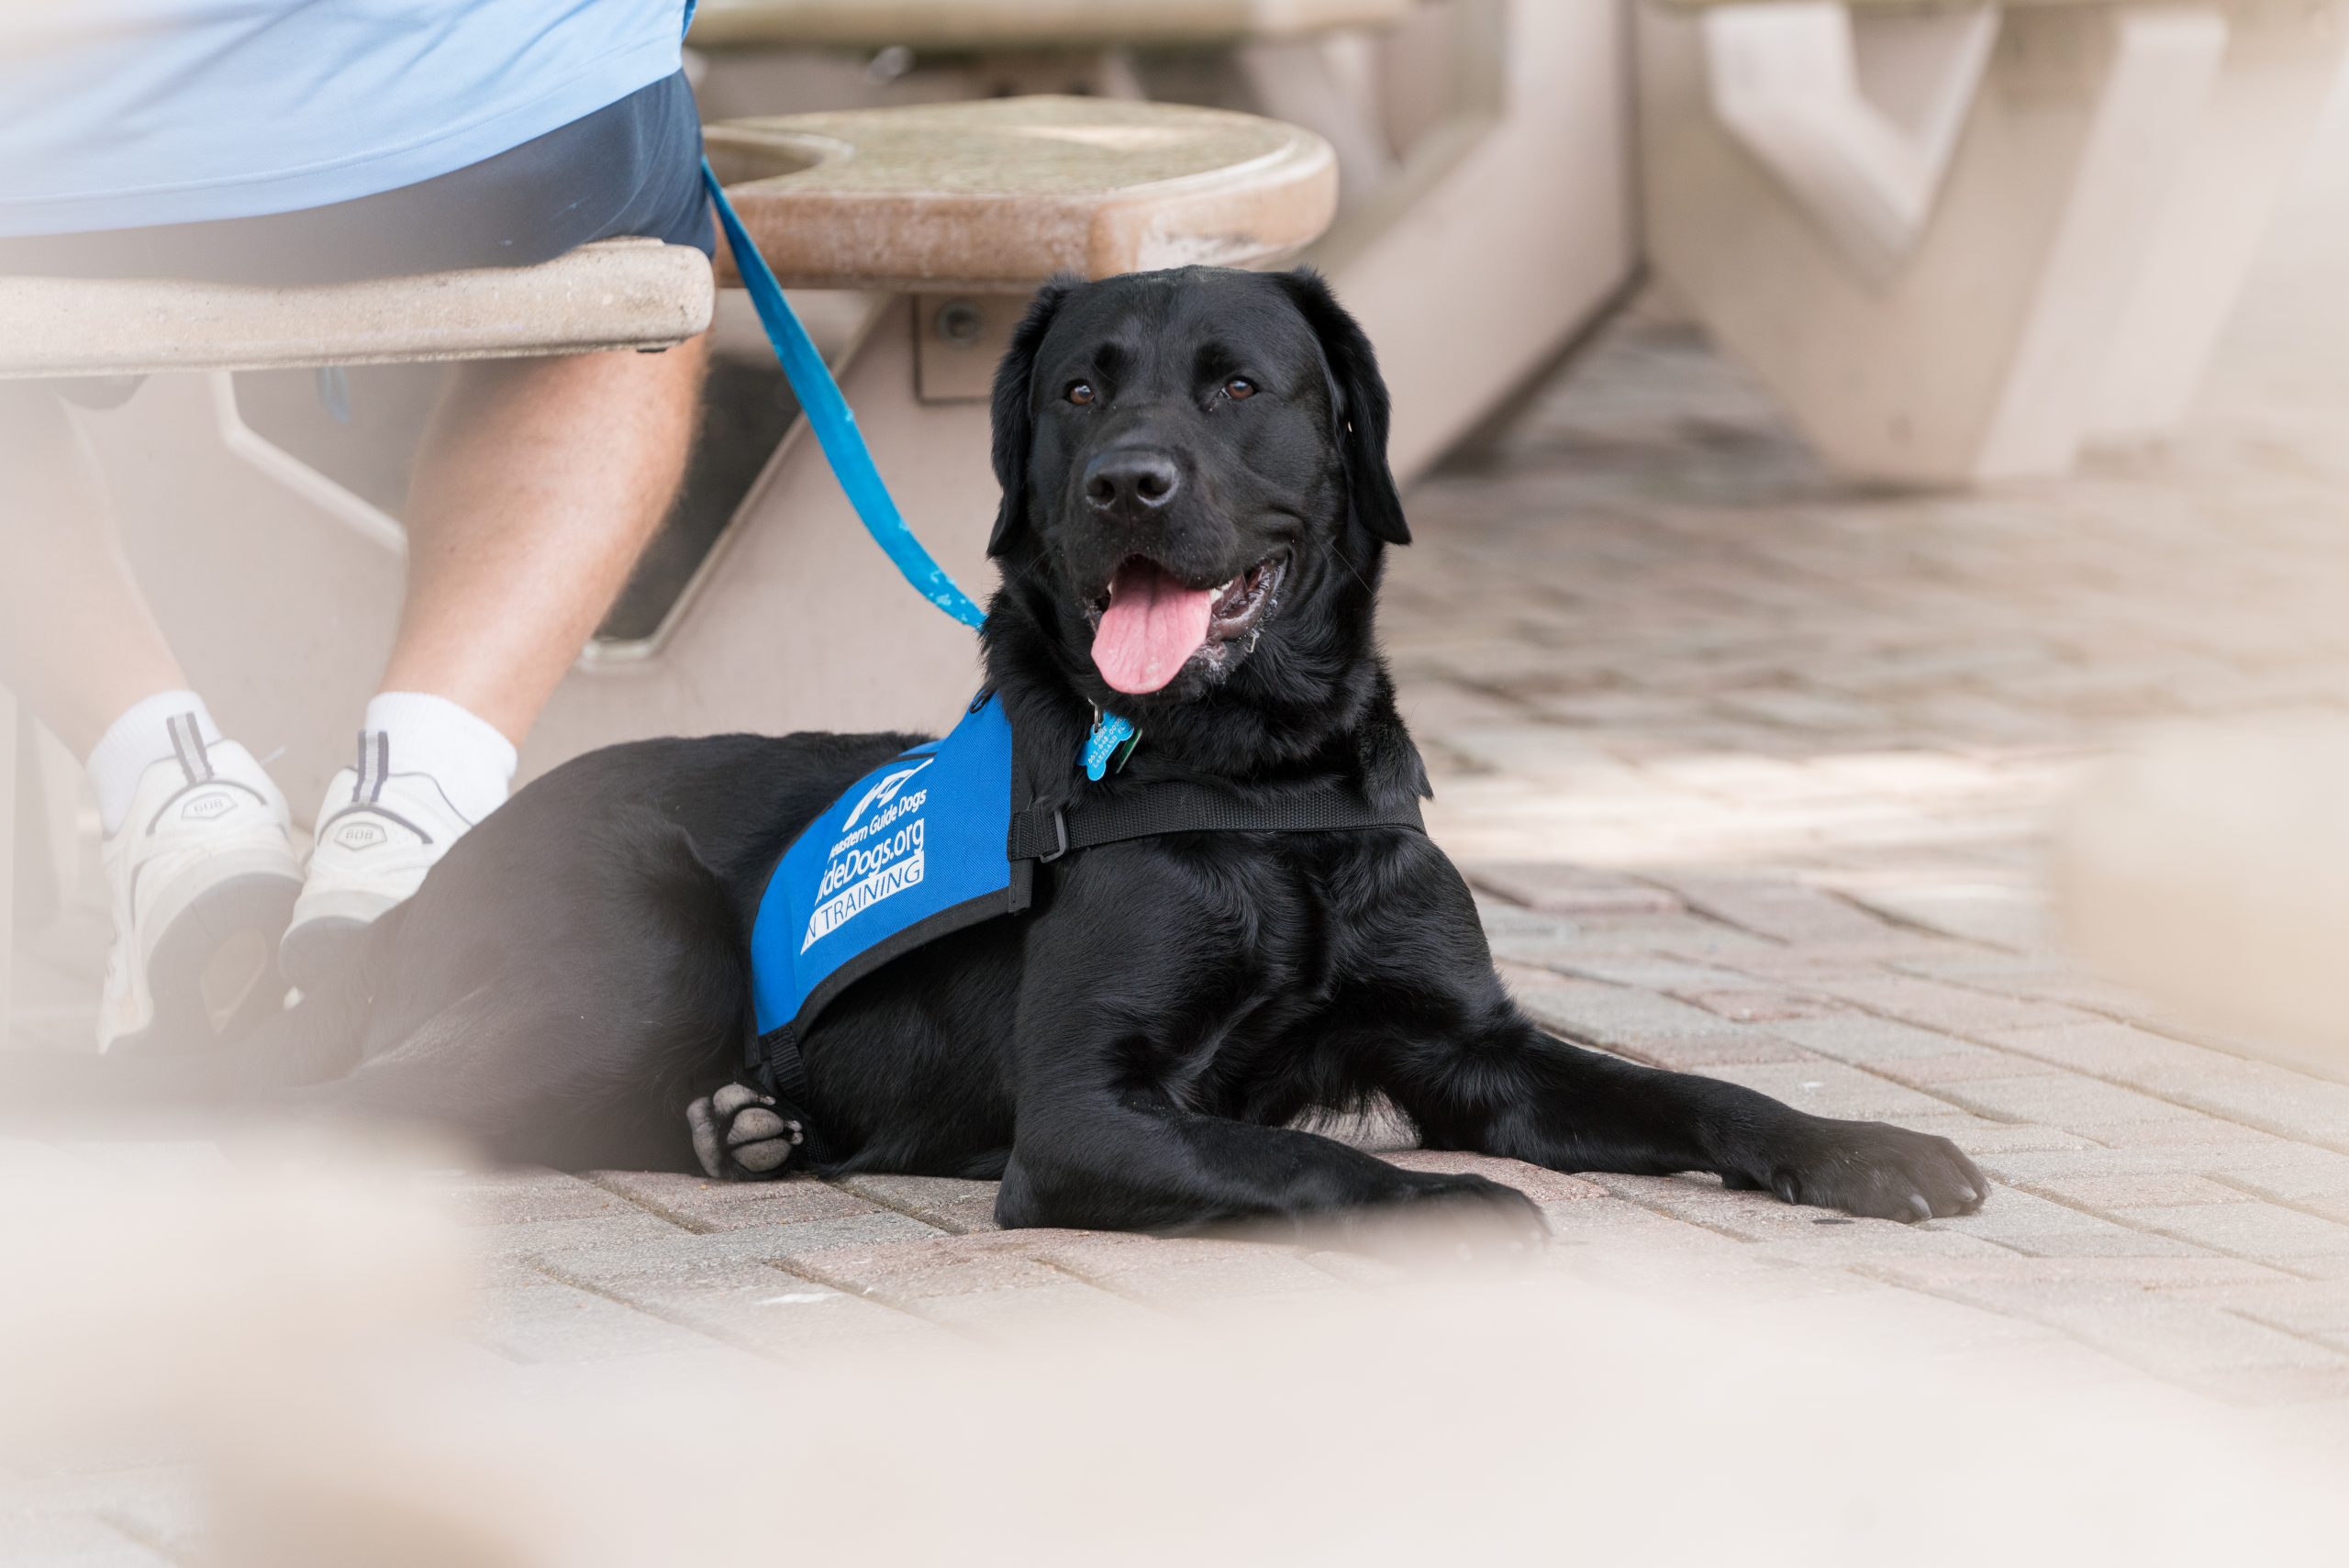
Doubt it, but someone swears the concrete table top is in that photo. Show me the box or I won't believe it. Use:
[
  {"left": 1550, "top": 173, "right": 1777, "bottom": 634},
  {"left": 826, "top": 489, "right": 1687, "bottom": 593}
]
[
  {"left": 687, "top": 0, "right": 1412, "bottom": 50},
  {"left": 707, "top": 95, "right": 1338, "bottom": 289}
]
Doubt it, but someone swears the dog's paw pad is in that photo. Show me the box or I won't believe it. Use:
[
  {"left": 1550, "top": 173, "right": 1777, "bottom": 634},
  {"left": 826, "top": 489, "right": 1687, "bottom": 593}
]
[
  {"left": 686, "top": 1085, "right": 804, "bottom": 1182},
  {"left": 711, "top": 1082, "right": 766, "bottom": 1118},
  {"left": 732, "top": 1139, "right": 795, "bottom": 1173},
  {"left": 725, "top": 1106, "right": 789, "bottom": 1144}
]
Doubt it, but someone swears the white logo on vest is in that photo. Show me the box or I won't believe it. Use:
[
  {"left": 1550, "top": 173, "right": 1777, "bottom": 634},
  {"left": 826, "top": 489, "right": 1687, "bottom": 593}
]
[{"left": 804, "top": 761, "right": 936, "bottom": 953}]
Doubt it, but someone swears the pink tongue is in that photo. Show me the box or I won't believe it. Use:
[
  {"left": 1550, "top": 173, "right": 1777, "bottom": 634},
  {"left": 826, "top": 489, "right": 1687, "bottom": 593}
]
[{"left": 1092, "top": 561, "right": 1216, "bottom": 695}]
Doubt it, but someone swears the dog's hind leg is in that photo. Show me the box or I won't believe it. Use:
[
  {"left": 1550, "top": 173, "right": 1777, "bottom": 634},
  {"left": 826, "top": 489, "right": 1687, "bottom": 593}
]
[
  {"left": 271, "top": 843, "right": 757, "bottom": 1175},
  {"left": 273, "top": 978, "right": 739, "bottom": 1173},
  {"left": 317, "top": 809, "right": 767, "bottom": 1172}
]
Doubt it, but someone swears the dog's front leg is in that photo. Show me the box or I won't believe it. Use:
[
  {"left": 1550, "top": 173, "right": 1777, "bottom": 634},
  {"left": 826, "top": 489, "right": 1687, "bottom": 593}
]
[
  {"left": 996, "top": 1087, "right": 1544, "bottom": 1248},
  {"left": 1375, "top": 1004, "right": 1987, "bottom": 1222},
  {"left": 992, "top": 913, "right": 1544, "bottom": 1246}
]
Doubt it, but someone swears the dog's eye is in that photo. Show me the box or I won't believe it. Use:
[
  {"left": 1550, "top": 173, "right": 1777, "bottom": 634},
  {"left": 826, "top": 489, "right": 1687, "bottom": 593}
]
[
  {"left": 1065, "top": 381, "right": 1095, "bottom": 406},
  {"left": 1223, "top": 377, "right": 1256, "bottom": 401}
]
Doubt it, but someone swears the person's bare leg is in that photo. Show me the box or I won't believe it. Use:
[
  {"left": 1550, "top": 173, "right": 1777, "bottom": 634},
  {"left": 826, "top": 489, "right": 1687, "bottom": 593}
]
[
  {"left": 0, "top": 384, "right": 188, "bottom": 757},
  {"left": 0, "top": 384, "right": 300, "bottom": 1051},
  {"left": 283, "top": 334, "right": 708, "bottom": 991},
  {"left": 379, "top": 332, "right": 710, "bottom": 745}
]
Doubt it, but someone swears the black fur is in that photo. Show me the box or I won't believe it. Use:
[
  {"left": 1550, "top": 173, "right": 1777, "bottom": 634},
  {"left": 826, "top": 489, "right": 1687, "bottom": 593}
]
[{"left": 10, "top": 267, "right": 1985, "bottom": 1241}]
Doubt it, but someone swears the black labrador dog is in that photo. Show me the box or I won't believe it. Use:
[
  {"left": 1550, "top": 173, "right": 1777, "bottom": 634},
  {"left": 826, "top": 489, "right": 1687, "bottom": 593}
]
[{"left": 39, "top": 266, "right": 1986, "bottom": 1240}]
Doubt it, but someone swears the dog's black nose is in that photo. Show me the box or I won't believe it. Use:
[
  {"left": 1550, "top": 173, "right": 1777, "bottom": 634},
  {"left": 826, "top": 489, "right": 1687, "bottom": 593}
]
[{"left": 1084, "top": 448, "right": 1182, "bottom": 516}]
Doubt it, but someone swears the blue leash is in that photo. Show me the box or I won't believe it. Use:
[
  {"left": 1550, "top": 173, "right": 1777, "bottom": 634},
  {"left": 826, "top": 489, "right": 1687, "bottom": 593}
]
[
  {"left": 698, "top": 152, "right": 1136, "bottom": 773},
  {"left": 698, "top": 161, "right": 987, "bottom": 629}
]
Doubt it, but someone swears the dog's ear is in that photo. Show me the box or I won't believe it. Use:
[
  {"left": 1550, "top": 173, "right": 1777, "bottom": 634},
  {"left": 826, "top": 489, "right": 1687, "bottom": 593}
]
[
  {"left": 987, "top": 273, "right": 1082, "bottom": 558},
  {"left": 1273, "top": 268, "right": 1408, "bottom": 547}
]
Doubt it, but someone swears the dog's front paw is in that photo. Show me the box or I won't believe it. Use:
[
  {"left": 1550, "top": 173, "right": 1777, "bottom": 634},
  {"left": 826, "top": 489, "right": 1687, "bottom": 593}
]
[
  {"left": 1354, "top": 1173, "right": 1552, "bottom": 1262},
  {"left": 1732, "top": 1117, "right": 1986, "bottom": 1221},
  {"left": 686, "top": 1082, "right": 804, "bottom": 1181}
]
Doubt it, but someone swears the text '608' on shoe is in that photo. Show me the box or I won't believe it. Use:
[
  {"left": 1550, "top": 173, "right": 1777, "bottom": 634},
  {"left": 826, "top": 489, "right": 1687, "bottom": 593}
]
[
  {"left": 97, "top": 723, "right": 301, "bottom": 1055},
  {"left": 281, "top": 731, "right": 479, "bottom": 992}
]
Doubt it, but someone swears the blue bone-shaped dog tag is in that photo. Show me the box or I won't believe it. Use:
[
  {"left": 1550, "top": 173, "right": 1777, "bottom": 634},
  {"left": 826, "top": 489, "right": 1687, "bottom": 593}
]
[{"left": 1082, "top": 710, "right": 1139, "bottom": 782}]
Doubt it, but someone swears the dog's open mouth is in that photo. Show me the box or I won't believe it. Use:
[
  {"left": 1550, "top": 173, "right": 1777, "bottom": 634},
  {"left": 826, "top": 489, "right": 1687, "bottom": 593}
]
[{"left": 1088, "top": 552, "right": 1287, "bottom": 695}]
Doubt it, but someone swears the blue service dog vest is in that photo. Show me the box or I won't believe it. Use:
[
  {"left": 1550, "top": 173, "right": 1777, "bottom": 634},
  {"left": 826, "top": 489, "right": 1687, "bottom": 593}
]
[
  {"left": 749, "top": 692, "right": 1028, "bottom": 1059},
  {"left": 741, "top": 691, "right": 1431, "bottom": 1107}
]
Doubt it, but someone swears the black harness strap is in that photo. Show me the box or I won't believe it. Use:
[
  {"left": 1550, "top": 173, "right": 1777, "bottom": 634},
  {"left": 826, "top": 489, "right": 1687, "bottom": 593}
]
[
  {"left": 749, "top": 1020, "right": 813, "bottom": 1106},
  {"left": 742, "top": 776, "right": 1425, "bottom": 1116},
  {"left": 1008, "top": 781, "right": 1425, "bottom": 863}
]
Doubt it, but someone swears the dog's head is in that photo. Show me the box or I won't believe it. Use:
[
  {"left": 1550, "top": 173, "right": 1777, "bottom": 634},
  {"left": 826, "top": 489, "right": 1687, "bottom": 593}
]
[{"left": 983, "top": 267, "right": 1407, "bottom": 755}]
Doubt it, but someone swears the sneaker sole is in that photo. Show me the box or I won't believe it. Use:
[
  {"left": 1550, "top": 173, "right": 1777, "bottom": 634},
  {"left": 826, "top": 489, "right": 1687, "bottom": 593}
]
[
  {"left": 106, "top": 870, "right": 301, "bottom": 1057},
  {"left": 279, "top": 886, "right": 399, "bottom": 993}
]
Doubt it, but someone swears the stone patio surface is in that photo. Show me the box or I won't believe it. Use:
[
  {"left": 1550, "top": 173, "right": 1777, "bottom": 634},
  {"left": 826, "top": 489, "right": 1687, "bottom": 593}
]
[{"left": 15, "top": 94, "right": 2349, "bottom": 1568}]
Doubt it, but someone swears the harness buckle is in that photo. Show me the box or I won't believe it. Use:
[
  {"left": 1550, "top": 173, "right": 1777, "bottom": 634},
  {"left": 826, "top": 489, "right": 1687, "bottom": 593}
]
[{"left": 1037, "top": 806, "right": 1070, "bottom": 863}]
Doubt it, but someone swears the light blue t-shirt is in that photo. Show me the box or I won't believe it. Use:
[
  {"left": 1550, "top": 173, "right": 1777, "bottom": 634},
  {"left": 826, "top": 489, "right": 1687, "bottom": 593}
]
[{"left": 0, "top": 1, "right": 686, "bottom": 238}]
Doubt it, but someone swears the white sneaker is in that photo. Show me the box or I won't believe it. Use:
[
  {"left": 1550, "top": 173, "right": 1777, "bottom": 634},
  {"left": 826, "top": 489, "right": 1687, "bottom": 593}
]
[
  {"left": 282, "top": 739, "right": 479, "bottom": 990},
  {"left": 98, "top": 732, "right": 302, "bottom": 1055}
]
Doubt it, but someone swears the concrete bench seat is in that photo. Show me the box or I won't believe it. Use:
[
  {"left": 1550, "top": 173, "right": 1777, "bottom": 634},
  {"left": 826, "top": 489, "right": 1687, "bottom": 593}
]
[{"left": 0, "top": 238, "right": 713, "bottom": 380}]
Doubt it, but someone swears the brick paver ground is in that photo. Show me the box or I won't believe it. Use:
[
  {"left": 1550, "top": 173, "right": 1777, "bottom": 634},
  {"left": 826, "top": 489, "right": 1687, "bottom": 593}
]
[{"left": 15, "top": 101, "right": 2349, "bottom": 1567}]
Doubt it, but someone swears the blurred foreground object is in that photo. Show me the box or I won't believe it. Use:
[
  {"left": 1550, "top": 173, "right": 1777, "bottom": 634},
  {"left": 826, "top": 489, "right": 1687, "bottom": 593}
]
[
  {"left": 1639, "top": 0, "right": 2349, "bottom": 484},
  {"left": 5, "top": 1137, "right": 2343, "bottom": 1566},
  {"left": 2057, "top": 719, "right": 2349, "bottom": 1068},
  {"left": 0, "top": 1135, "right": 469, "bottom": 1506}
]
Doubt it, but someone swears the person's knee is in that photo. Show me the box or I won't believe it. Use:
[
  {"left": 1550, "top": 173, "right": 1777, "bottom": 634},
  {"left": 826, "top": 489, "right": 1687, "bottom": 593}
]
[
  {"left": 557, "top": 329, "right": 711, "bottom": 447},
  {"left": 449, "top": 327, "right": 708, "bottom": 413},
  {"left": 622, "top": 326, "right": 712, "bottom": 405}
]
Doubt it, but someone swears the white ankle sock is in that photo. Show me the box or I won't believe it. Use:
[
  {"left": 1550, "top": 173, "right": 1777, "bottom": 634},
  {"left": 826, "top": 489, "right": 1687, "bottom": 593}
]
[
  {"left": 356, "top": 692, "right": 518, "bottom": 826},
  {"left": 87, "top": 690, "right": 222, "bottom": 837}
]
